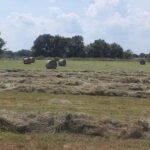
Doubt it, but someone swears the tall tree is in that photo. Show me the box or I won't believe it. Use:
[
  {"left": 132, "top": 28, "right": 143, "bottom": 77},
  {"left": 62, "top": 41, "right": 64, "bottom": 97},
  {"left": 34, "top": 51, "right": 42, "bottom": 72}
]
[
  {"left": 31, "top": 34, "right": 55, "bottom": 57},
  {"left": 110, "top": 43, "right": 124, "bottom": 58},
  {"left": 52, "top": 35, "right": 69, "bottom": 57},
  {"left": 67, "top": 35, "right": 85, "bottom": 57},
  {"left": 123, "top": 49, "right": 133, "bottom": 59},
  {"left": 0, "top": 33, "right": 6, "bottom": 55},
  {"left": 32, "top": 34, "right": 85, "bottom": 57},
  {"left": 86, "top": 39, "right": 110, "bottom": 58}
]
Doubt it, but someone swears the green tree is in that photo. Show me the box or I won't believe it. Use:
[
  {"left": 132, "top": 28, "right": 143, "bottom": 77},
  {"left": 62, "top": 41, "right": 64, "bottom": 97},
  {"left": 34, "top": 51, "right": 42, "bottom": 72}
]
[
  {"left": 110, "top": 43, "right": 124, "bottom": 58},
  {"left": 32, "top": 34, "right": 70, "bottom": 57},
  {"left": 86, "top": 39, "right": 110, "bottom": 58},
  {"left": 0, "top": 33, "right": 6, "bottom": 55},
  {"left": 52, "top": 35, "right": 69, "bottom": 57},
  {"left": 67, "top": 35, "right": 85, "bottom": 57},
  {"left": 15, "top": 49, "right": 31, "bottom": 57},
  {"left": 32, "top": 34, "right": 55, "bottom": 57},
  {"left": 32, "top": 34, "right": 85, "bottom": 57},
  {"left": 139, "top": 53, "right": 148, "bottom": 58},
  {"left": 123, "top": 49, "right": 133, "bottom": 59}
]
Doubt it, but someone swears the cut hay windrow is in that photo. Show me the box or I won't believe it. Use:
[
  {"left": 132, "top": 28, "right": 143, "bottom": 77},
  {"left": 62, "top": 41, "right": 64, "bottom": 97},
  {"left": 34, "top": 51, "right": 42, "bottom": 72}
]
[{"left": 0, "top": 112, "right": 149, "bottom": 139}]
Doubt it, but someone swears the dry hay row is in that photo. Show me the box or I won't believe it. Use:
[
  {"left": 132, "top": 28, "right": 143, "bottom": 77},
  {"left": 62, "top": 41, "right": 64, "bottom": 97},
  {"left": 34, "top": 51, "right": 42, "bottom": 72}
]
[
  {"left": 0, "top": 111, "right": 149, "bottom": 139},
  {"left": 0, "top": 70, "right": 150, "bottom": 98}
]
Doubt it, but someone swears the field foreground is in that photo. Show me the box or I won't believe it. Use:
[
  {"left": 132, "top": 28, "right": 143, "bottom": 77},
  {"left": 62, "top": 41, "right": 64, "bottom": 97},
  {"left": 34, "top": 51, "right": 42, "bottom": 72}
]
[
  {"left": 0, "top": 60, "right": 150, "bottom": 149},
  {"left": 0, "top": 94, "right": 149, "bottom": 150}
]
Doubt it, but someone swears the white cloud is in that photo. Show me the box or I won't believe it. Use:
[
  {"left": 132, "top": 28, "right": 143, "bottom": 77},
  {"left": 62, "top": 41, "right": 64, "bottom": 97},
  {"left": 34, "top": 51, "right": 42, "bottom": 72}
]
[
  {"left": 0, "top": 12, "right": 54, "bottom": 50},
  {"left": 83, "top": 0, "right": 150, "bottom": 53},
  {"left": 86, "top": 0, "right": 119, "bottom": 17},
  {"left": 0, "top": 0, "right": 150, "bottom": 53},
  {"left": 0, "top": 8, "right": 81, "bottom": 51},
  {"left": 49, "top": 0, "right": 56, "bottom": 3}
]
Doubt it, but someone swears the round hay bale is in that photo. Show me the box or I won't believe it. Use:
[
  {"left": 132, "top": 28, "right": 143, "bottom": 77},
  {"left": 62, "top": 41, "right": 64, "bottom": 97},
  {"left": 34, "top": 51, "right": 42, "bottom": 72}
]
[
  {"left": 140, "top": 59, "right": 146, "bottom": 65},
  {"left": 58, "top": 59, "right": 66, "bottom": 66},
  {"left": 23, "top": 58, "right": 32, "bottom": 65},
  {"left": 46, "top": 60, "right": 57, "bottom": 69},
  {"left": 29, "top": 57, "right": 35, "bottom": 63}
]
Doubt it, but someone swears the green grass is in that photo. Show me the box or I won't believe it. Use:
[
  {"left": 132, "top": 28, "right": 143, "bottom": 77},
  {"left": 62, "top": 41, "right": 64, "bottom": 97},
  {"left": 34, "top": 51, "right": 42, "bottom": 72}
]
[
  {"left": 0, "top": 59, "right": 150, "bottom": 72},
  {"left": 0, "top": 91, "right": 150, "bottom": 120},
  {"left": 0, "top": 132, "right": 150, "bottom": 150}
]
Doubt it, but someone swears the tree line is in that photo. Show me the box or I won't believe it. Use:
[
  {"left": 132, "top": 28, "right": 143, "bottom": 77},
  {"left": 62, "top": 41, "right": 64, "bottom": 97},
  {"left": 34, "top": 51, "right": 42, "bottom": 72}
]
[
  {"left": 31, "top": 34, "right": 132, "bottom": 59},
  {"left": 0, "top": 33, "right": 150, "bottom": 59}
]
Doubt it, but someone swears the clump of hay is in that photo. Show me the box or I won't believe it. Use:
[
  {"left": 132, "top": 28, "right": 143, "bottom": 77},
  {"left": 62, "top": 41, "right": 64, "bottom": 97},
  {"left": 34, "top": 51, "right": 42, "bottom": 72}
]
[
  {"left": 23, "top": 58, "right": 32, "bottom": 65},
  {"left": 140, "top": 59, "right": 146, "bottom": 65},
  {"left": 0, "top": 111, "right": 149, "bottom": 139},
  {"left": 46, "top": 60, "right": 57, "bottom": 69},
  {"left": 129, "top": 84, "right": 144, "bottom": 91},
  {"left": 121, "top": 77, "right": 140, "bottom": 83},
  {"left": 120, "top": 126, "right": 144, "bottom": 139},
  {"left": 58, "top": 59, "right": 67, "bottom": 66},
  {"left": 128, "top": 126, "right": 144, "bottom": 138},
  {"left": 119, "top": 120, "right": 149, "bottom": 139}
]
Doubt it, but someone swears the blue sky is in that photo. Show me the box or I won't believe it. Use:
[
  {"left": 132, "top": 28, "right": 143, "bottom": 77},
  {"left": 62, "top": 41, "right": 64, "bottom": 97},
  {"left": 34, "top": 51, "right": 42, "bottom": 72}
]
[{"left": 0, "top": 0, "right": 150, "bottom": 54}]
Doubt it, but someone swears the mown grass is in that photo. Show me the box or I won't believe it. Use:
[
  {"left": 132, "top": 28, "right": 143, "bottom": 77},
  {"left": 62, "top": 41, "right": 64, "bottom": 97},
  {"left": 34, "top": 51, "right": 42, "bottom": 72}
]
[
  {"left": 0, "top": 91, "right": 150, "bottom": 120},
  {"left": 0, "top": 91, "right": 150, "bottom": 149},
  {"left": 0, "top": 59, "right": 150, "bottom": 72},
  {"left": 0, "top": 59, "right": 150, "bottom": 149}
]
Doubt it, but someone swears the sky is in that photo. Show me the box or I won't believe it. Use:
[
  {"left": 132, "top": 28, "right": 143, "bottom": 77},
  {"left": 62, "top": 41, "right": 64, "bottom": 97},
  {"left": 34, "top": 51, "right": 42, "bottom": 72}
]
[{"left": 0, "top": 0, "right": 150, "bottom": 54}]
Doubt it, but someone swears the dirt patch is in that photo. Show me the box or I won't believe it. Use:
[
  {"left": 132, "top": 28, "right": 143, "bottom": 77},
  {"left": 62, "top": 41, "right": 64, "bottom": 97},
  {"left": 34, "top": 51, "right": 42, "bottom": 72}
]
[
  {"left": 0, "top": 69, "right": 150, "bottom": 98},
  {"left": 0, "top": 111, "right": 149, "bottom": 139}
]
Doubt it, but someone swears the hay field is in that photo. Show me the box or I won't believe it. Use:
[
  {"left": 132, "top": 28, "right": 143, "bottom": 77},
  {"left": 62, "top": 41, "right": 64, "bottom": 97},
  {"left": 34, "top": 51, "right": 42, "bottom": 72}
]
[
  {"left": 0, "top": 91, "right": 150, "bottom": 150},
  {"left": 0, "top": 59, "right": 150, "bottom": 150}
]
